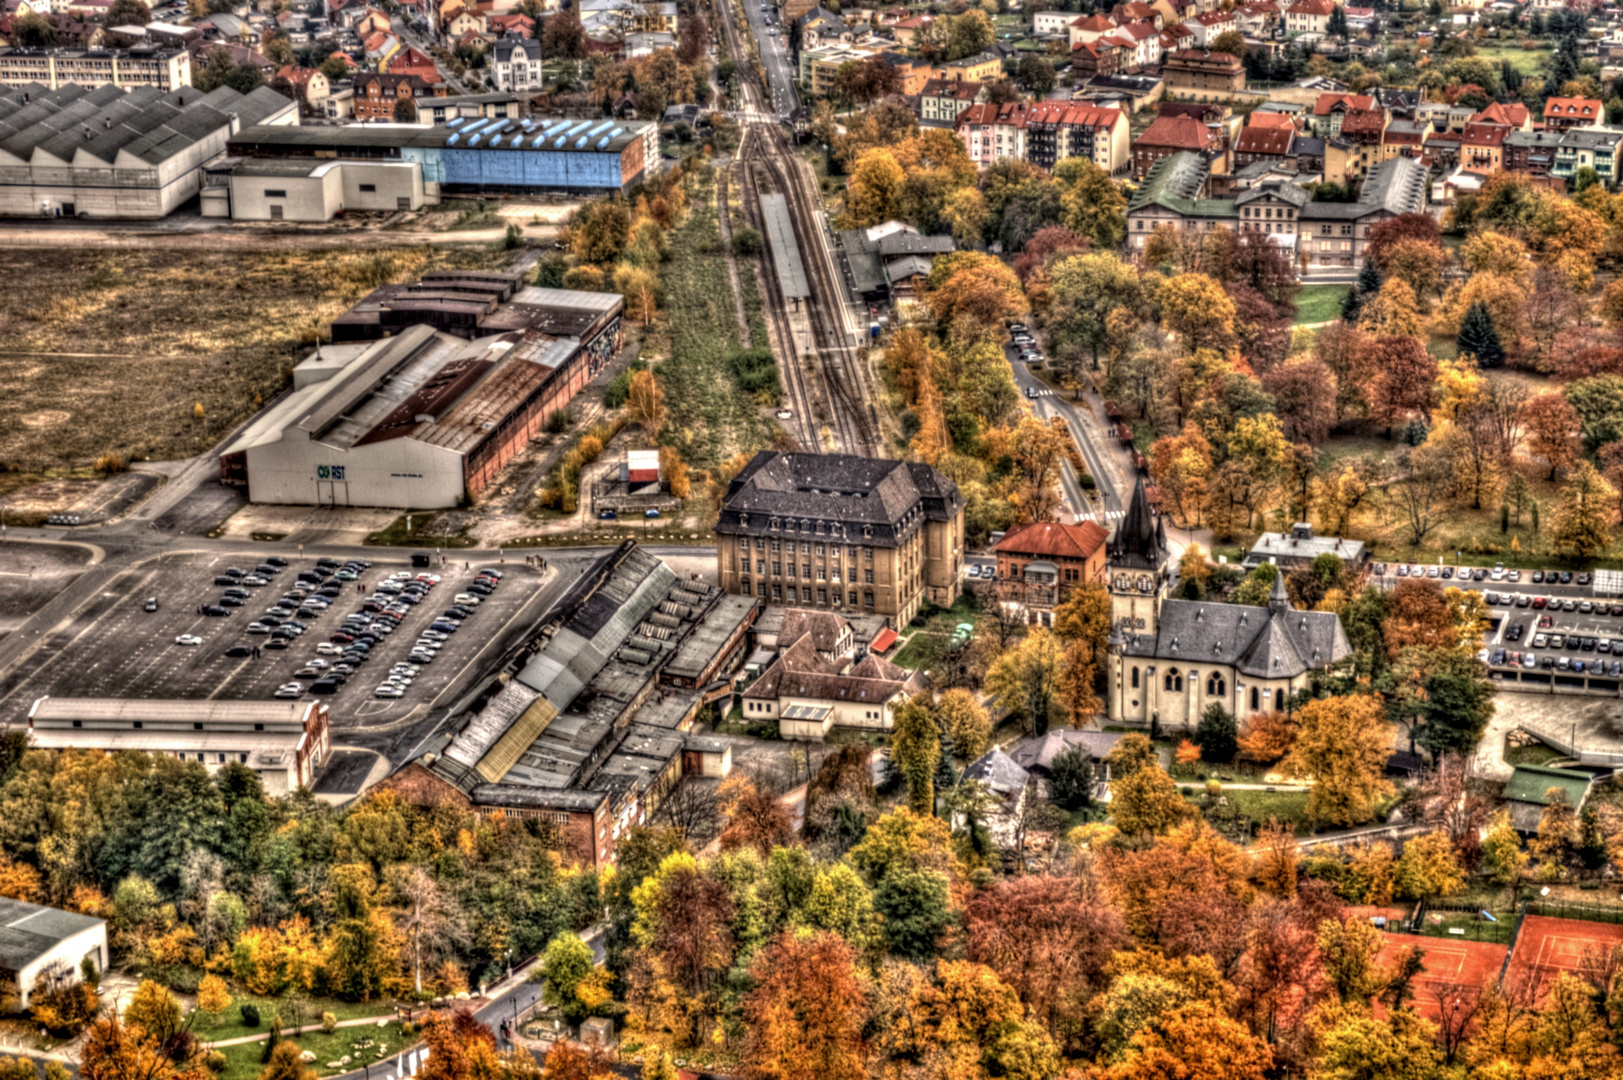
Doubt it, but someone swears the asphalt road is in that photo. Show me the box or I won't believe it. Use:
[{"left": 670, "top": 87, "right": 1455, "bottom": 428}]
[
  {"left": 1007, "top": 354, "right": 1127, "bottom": 526},
  {"left": 742, "top": 0, "right": 800, "bottom": 117}
]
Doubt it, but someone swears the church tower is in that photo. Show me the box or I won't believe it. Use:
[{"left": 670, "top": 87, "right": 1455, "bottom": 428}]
[{"left": 1106, "top": 476, "right": 1169, "bottom": 639}]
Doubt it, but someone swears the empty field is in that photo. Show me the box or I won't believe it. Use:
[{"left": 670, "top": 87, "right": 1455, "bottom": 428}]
[{"left": 0, "top": 246, "right": 503, "bottom": 470}]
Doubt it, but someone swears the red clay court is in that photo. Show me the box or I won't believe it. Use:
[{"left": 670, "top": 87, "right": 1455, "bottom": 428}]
[
  {"left": 1377, "top": 932, "right": 1508, "bottom": 1019},
  {"left": 1508, "top": 915, "right": 1623, "bottom": 995}
]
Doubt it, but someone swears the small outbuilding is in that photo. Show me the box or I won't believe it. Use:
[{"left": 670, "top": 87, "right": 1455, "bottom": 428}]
[{"left": 0, "top": 898, "right": 108, "bottom": 1008}]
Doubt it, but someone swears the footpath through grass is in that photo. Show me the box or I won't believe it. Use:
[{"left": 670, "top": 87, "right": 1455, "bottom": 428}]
[{"left": 214, "top": 1022, "right": 409, "bottom": 1080}]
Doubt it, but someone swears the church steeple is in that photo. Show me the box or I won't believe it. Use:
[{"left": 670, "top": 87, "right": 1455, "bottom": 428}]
[
  {"left": 1268, "top": 570, "right": 1290, "bottom": 614},
  {"left": 1109, "top": 476, "right": 1167, "bottom": 572}
]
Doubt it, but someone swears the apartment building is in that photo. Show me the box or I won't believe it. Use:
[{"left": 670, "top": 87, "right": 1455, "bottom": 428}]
[{"left": 0, "top": 45, "right": 191, "bottom": 90}]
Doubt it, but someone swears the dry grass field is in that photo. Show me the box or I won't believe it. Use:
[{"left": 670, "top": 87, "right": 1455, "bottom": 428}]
[{"left": 0, "top": 245, "right": 504, "bottom": 475}]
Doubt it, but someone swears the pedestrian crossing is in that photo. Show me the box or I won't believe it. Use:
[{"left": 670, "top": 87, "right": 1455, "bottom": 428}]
[{"left": 1026, "top": 388, "right": 1056, "bottom": 398}]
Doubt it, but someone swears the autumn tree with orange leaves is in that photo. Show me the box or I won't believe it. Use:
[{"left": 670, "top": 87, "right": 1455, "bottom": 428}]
[{"left": 743, "top": 932, "right": 868, "bottom": 1080}]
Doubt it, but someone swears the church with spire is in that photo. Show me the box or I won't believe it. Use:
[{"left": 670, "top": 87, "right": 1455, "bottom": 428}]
[{"left": 1104, "top": 478, "right": 1353, "bottom": 729}]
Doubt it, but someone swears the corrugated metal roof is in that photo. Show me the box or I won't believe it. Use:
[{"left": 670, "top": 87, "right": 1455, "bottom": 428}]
[{"left": 29, "top": 697, "right": 311, "bottom": 724}]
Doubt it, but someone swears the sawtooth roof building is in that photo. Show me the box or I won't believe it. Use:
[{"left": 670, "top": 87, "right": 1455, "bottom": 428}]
[
  {"left": 0, "top": 80, "right": 296, "bottom": 218},
  {"left": 383, "top": 542, "right": 757, "bottom": 867},
  {"left": 219, "top": 279, "right": 624, "bottom": 508}
]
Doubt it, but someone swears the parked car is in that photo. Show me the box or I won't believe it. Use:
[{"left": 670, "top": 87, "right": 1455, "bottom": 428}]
[
  {"left": 144, "top": 597, "right": 160, "bottom": 612},
  {"left": 175, "top": 634, "right": 203, "bottom": 646}
]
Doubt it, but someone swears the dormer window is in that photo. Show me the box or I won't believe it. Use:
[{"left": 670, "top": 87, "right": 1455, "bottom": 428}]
[
  {"left": 770, "top": 517, "right": 781, "bottom": 530},
  {"left": 739, "top": 514, "right": 749, "bottom": 527}
]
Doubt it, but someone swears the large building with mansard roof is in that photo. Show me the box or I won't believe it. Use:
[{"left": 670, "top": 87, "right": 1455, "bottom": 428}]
[{"left": 1105, "top": 478, "right": 1352, "bottom": 728}]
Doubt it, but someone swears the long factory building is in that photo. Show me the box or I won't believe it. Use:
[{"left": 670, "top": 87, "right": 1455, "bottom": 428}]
[
  {"left": 226, "top": 115, "right": 661, "bottom": 196},
  {"left": 0, "top": 80, "right": 297, "bottom": 218},
  {"left": 220, "top": 275, "right": 624, "bottom": 508}
]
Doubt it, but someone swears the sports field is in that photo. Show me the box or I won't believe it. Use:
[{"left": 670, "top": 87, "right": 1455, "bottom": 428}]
[
  {"left": 1377, "top": 932, "right": 1508, "bottom": 1021},
  {"left": 1508, "top": 914, "right": 1623, "bottom": 996}
]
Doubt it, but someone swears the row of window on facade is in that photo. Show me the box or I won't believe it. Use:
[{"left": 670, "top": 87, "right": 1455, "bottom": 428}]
[
  {"left": 739, "top": 513, "right": 876, "bottom": 538},
  {"left": 741, "top": 537, "right": 874, "bottom": 558},
  {"left": 1129, "top": 665, "right": 1285, "bottom": 712},
  {"left": 741, "top": 580, "right": 876, "bottom": 606},
  {"left": 744, "top": 558, "right": 876, "bottom": 583}
]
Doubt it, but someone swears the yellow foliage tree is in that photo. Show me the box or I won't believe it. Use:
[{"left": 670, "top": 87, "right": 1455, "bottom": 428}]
[
  {"left": 1281, "top": 696, "right": 1395, "bottom": 827},
  {"left": 626, "top": 370, "right": 666, "bottom": 441}
]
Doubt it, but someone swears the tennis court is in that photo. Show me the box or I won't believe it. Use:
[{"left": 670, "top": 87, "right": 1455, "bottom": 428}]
[
  {"left": 1377, "top": 931, "right": 1508, "bottom": 1019},
  {"left": 1509, "top": 915, "right": 1623, "bottom": 994}
]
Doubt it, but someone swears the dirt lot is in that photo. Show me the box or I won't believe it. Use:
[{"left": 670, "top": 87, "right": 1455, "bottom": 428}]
[
  {"left": 0, "top": 246, "right": 505, "bottom": 472},
  {"left": 0, "top": 550, "right": 552, "bottom": 733}
]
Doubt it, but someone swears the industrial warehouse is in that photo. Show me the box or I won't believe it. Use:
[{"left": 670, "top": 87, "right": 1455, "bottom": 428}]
[
  {"left": 0, "top": 81, "right": 297, "bottom": 218},
  {"left": 219, "top": 276, "right": 624, "bottom": 508},
  {"left": 383, "top": 542, "right": 759, "bottom": 867},
  {"left": 226, "top": 115, "right": 661, "bottom": 196}
]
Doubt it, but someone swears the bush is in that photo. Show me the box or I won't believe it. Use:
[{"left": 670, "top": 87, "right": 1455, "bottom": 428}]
[
  {"left": 205, "top": 1052, "right": 228, "bottom": 1074},
  {"left": 503, "top": 223, "right": 524, "bottom": 250},
  {"left": 729, "top": 346, "right": 781, "bottom": 400},
  {"left": 1047, "top": 745, "right": 1096, "bottom": 811},
  {"left": 94, "top": 453, "right": 127, "bottom": 473},
  {"left": 320, "top": 1011, "right": 337, "bottom": 1034},
  {"left": 240, "top": 1003, "right": 261, "bottom": 1028},
  {"left": 732, "top": 227, "right": 763, "bottom": 257}
]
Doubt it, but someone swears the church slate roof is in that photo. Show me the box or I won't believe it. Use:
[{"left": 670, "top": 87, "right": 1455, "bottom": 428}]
[{"left": 1119, "top": 597, "right": 1351, "bottom": 678}]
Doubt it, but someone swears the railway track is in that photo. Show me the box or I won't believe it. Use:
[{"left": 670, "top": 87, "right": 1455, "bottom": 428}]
[{"left": 710, "top": 0, "right": 875, "bottom": 457}]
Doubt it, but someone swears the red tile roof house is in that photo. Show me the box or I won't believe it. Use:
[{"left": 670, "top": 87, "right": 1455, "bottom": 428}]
[
  {"left": 1131, "top": 112, "right": 1222, "bottom": 178},
  {"left": 1068, "top": 12, "right": 1116, "bottom": 47},
  {"left": 1473, "top": 101, "right": 1529, "bottom": 130},
  {"left": 1188, "top": 7, "right": 1236, "bottom": 46},
  {"left": 1071, "top": 36, "right": 1127, "bottom": 77},
  {"left": 991, "top": 520, "right": 1110, "bottom": 624},
  {"left": 1234, "top": 122, "right": 1295, "bottom": 167},
  {"left": 1544, "top": 96, "right": 1603, "bottom": 133},
  {"left": 1461, "top": 120, "right": 1509, "bottom": 172},
  {"left": 1285, "top": 0, "right": 1334, "bottom": 34},
  {"left": 1310, "top": 91, "right": 1374, "bottom": 136},
  {"left": 1110, "top": 0, "right": 1160, "bottom": 26}
]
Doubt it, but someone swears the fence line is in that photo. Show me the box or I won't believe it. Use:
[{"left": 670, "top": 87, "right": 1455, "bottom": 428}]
[
  {"left": 1502, "top": 900, "right": 1531, "bottom": 982},
  {"left": 1524, "top": 900, "right": 1623, "bottom": 925}
]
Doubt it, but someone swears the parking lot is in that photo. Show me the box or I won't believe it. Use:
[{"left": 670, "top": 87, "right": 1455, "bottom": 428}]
[{"left": 0, "top": 551, "right": 551, "bottom": 731}]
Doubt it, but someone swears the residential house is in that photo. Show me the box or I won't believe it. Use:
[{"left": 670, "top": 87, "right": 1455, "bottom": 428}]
[
  {"left": 275, "top": 64, "right": 331, "bottom": 106},
  {"left": 1381, "top": 119, "right": 1426, "bottom": 160},
  {"left": 937, "top": 51, "right": 1003, "bottom": 82},
  {"left": 1553, "top": 127, "right": 1623, "bottom": 186},
  {"left": 352, "top": 6, "right": 390, "bottom": 34},
  {"left": 990, "top": 520, "right": 1109, "bottom": 624},
  {"left": 1022, "top": 99, "right": 1130, "bottom": 173},
  {"left": 1503, "top": 129, "right": 1562, "bottom": 176},
  {"left": 1187, "top": 7, "right": 1236, "bottom": 46},
  {"left": 879, "top": 51, "right": 932, "bottom": 93},
  {"left": 1131, "top": 111, "right": 1223, "bottom": 178},
  {"left": 1310, "top": 92, "right": 1374, "bottom": 137},
  {"left": 1114, "top": 19, "right": 1162, "bottom": 67},
  {"left": 1071, "top": 36, "right": 1130, "bottom": 77},
  {"left": 918, "top": 76, "right": 984, "bottom": 124},
  {"left": 1109, "top": 0, "right": 1159, "bottom": 27},
  {"left": 1127, "top": 149, "right": 1237, "bottom": 249},
  {"left": 384, "top": 44, "right": 441, "bottom": 81},
  {"left": 1031, "top": 9, "right": 1078, "bottom": 34},
  {"left": 443, "top": 4, "right": 486, "bottom": 36},
  {"left": 1151, "top": 0, "right": 1198, "bottom": 27},
  {"left": 1160, "top": 47, "right": 1245, "bottom": 100},
  {"left": 1284, "top": 0, "right": 1333, "bottom": 34},
  {"left": 324, "top": 83, "right": 354, "bottom": 118},
  {"left": 1414, "top": 100, "right": 1476, "bottom": 132},
  {"left": 487, "top": 12, "right": 534, "bottom": 36},
  {"left": 1338, "top": 106, "right": 1387, "bottom": 179},
  {"left": 890, "top": 12, "right": 934, "bottom": 44},
  {"left": 352, "top": 71, "right": 447, "bottom": 120},
  {"left": 799, "top": 6, "right": 852, "bottom": 47},
  {"left": 1158, "top": 21, "right": 1193, "bottom": 51},
  {"left": 1233, "top": 117, "right": 1295, "bottom": 168},
  {"left": 1544, "top": 96, "right": 1603, "bottom": 133},
  {"left": 1067, "top": 11, "right": 1116, "bottom": 47},
  {"left": 798, "top": 43, "right": 888, "bottom": 96},
  {"left": 490, "top": 31, "right": 540, "bottom": 91},
  {"left": 1473, "top": 101, "right": 1530, "bottom": 131},
  {"left": 578, "top": 0, "right": 677, "bottom": 35},
  {"left": 1008, "top": 727, "right": 1124, "bottom": 798},
  {"left": 1460, "top": 121, "right": 1508, "bottom": 173},
  {"left": 1235, "top": 0, "right": 1279, "bottom": 35},
  {"left": 958, "top": 750, "right": 1032, "bottom": 846},
  {"left": 955, "top": 100, "right": 1030, "bottom": 168}
]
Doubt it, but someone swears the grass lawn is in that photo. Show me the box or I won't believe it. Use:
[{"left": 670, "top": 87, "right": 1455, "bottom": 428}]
[
  {"left": 1220, "top": 789, "right": 1311, "bottom": 830},
  {"left": 1475, "top": 43, "right": 1550, "bottom": 75},
  {"left": 364, "top": 513, "right": 477, "bottom": 549},
  {"left": 214, "top": 1021, "right": 409, "bottom": 1080},
  {"left": 1504, "top": 740, "right": 1568, "bottom": 767},
  {"left": 1295, "top": 283, "right": 1346, "bottom": 325},
  {"left": 1412, "top": 906, "right": 1516, "bottom": 944},
  {"left": 195, "top": 996, "right": 397, "bottom": 1044},
  {"left": 893, "top": 630, "right": 948, "bottom": 670},
  {"left": 0, "top": 247, "right": 503, "bottom": 471},
  {"left": 654, "top": 174, "right": 769, "bottom": 473}
]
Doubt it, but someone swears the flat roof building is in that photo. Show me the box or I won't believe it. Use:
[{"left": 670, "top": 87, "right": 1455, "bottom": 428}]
[
  {"left": 0, "top": 45, "right": 191, "bottom": 92},
  {"left": 220, "top": 285, "right": 625, "bottom": 508},
  {"left": 0, "top": 81, "right": 297, "bottom": 218},
  {"left": 25, "top": 698, "right": 331, "bottom": 795},
  {"left": 227, "top": 115, "right": 660, "bottom": 196},
  {"left": 200, "top": 157, "right": 429, "bottom": 221}
]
